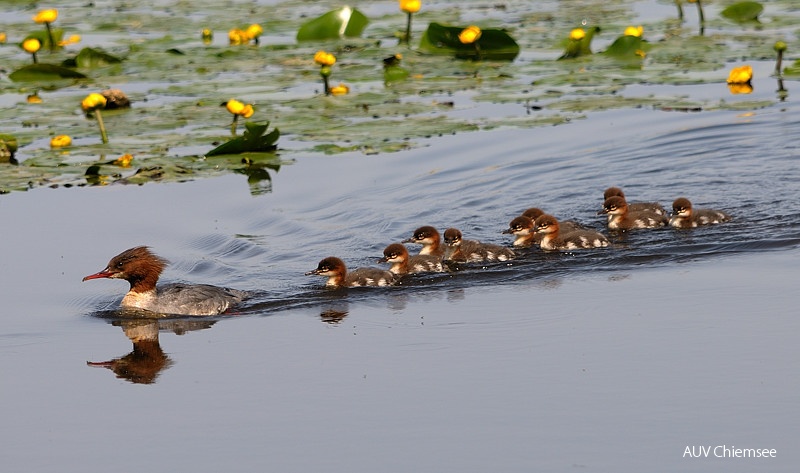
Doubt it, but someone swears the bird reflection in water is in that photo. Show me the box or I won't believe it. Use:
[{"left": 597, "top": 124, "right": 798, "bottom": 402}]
[{"left": 87, "top": 319, "right": 215, "bottom": 384}]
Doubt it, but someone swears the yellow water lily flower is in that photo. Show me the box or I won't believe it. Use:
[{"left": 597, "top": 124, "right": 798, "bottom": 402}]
[
  {"left": 33, "top": 9, "right": 58, "bottom": 24},
  {"left": 228, "top": 28, "right": 248, "bottom": 45},
  {"left": 246, "top": 24, "right": 263, "bottom": 41},
  {"left": 330, "top": 83, "right": 350, "bottom": 96},
  {"left": 240, "top": 104, "right": 255, "bottom": 118},
  {"left": 58, "top": 34, "right": 81, "bottom": 46},
  {"left": 27, "top": 93, "right": 43, "bottom": 104},
  {"left": 727, "top": 65, "right": 752, "bottom": 84},
  {"left": 81, "top": 93, "right": 107, "bottom": 111},
  {"left": 458, "top": 25, "right": 482, "bottom": 44},
  {"left": 22, "top": 38, "right": 41, "bottom": 53},
  {"left": 569, "top": 28, "right": 586, "bottom": 41},
  {"left": 0, "top": 32, "right": 7, "bottom": 43},
  {"left": 399, "top": 0, "right": 421, "bottom": 14},
  {"left": 226, "top": 99, "right": 246, "bottom": 115},
  {"left": 50, "top": 135, "right": 72, "bottom": 148},
  {"left": 624, "top": 25, "right": 644, "bottom": 37},
  {"left": 314, "top": 50, "right": 336, "bottom": 67},
  {"left": 113, "top": 154, "right": 133, "bottom": 167},
  {"left": 201, "top": 28, "right": 213, "bottom": 43}
]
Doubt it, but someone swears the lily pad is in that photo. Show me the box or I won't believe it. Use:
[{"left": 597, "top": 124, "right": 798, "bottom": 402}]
[
  {"left": 296, "top": 6, "right": 369, "bottom": 41},
  {"left": 70, "top": 47, "right": 124, "bottom": 68},
  {"left": 603, "top": 35, "right": 651, "bottom": 59},
  {"left": 720, "top": 1, "right": 763, "bottom": 23},
  {"left": 205, "top": 121, "right": 279, "bottom": 157},
  {"left": 8, "top": 63, "right": 88, "bottom": 82},
  {"left": 418, "top": 23, "right": 520, "bottom": 61}
]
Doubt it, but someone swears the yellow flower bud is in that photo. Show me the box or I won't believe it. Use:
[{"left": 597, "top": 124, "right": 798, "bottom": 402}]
[
  {"left": 81, "top": 93, "right": 108, "bottom": 111},
  {"left": 314, "top": 50, "right": 336, "bottom": 67},
  {"left": 399, "top": 0, "right": 421, "bottom": 14},
  {"left": 50, "top": 135, "right": 72, "bottom": 148},
  {"left": 58, "top": 34, "right": 81, "bottom": 46},
  {"left": 569, "top": 28, "right": 586, "bottom": 41},
  {"left": 113, "top": 154, "right": 133, "bottom": 167},
  {"left": 330, "top": 83, "right": 350, "bottom": 96},
  {"left": 27, "top": 93, "right": 43, "bottom": 104},
  {"left": 245, "top": 24, "right": 263, "bottom": 40},
  {"left": 22, "top": 38, "right": 41, "bottom": 54},
  {"left": 33, "top": 9, "right": 58, "bottom": 24},
  {"left": 0, "top": 32, "right": 6, "bottom": 44},
  {"left": 458, "top": 25, "right": 482, "bottom": 45},
  {"left": 226, "top": 99, "right": 245, "bottom": 115},
  {"left": 241, "top": 104, "right": 255, "bottom": 118},
  {"left": 202, "top": 28, "right": 213, "bottom": 43},
  {"left": 624, "top": 25, "right": 643, "bottom": 37},
  {"left": 726, "top": 65, "right": 753, "bottom": 85},
  {"left": 228, "top": 28, "right": 248, "bottom": 45}
]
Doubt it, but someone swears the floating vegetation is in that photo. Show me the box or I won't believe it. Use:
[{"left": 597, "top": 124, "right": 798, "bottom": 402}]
[{"left": 0, "top": 0, "right": 797, "bottom": 192}]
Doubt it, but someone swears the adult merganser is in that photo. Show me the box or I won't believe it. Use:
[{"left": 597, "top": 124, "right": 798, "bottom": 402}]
[
  {"left": 379, "top": 243, "right": 443, "bottom": 275},
  {"left": 603, "top": 187, "right": 666, "bottom": 215},
  {"left": 669, "top": 197, "right": 731, "bottom": 228},
  {"left": 82, "top": 246, "right": 248, "bottom": 316},
  {"left": 402, "top": 226, "right": 444, "bottom": 259},
  {"left": 599, "top": 196, "right": 668, "bottom": 230},
  {"left": 442, "top": 228, "right": 515, "bottom": 263},
  {"left": 534, "top": 214, "right": 609, "bottom": 251},
  {"left": 306, "top": 256, "right": 396, "bottom": 288}
]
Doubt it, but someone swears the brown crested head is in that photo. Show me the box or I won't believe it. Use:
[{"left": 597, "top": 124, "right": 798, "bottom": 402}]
[
  {"left": 379, "top": 243, "right": 409, "bottom": 263},
  {"left": 83, "top": 246, "right": 167, "bottom": 289},
  {"left": 504, "top": 215, "right": 534, "bottom": 234},
  {"left": 403, "top": 225, "right": 440, "bottom": 244},
  {"left": 443, "top": 228, "right": 463, "bottom": 246},
  {"left": 603, "top": 187, "right": 625, "bottom": 200},
  {"left": 534, "top": 214, "right": 560, "bottom": 233},
  {"left": 672, "top": 197, "right": 692, "bottom": 213},
  {"left": 306, "top": 256, "right": 346, "bottom": 276},
  {"left": 521, "top": 207, "right": 545, "bottom": 220},
  {"left": 600, "top": 195, "right": 628, "bottom": 214}
]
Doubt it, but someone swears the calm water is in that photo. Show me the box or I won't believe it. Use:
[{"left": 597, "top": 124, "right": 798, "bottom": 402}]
[{"left": 1, "top": 90, "right": 799, "bottom": 472}]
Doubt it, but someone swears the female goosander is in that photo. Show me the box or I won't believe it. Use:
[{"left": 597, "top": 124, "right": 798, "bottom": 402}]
[
  {"left": 402, "top": 226, "right": 444, "bottom": 259},
  {"left": 379, "top": 243, "right": 443, "bottom": 275},
  {"left": 669, "top": 197, "right": 731, "bottom": 228},
  {"left": 82, "top": 246, "right": 248, "bottom": 316},
  {"left": 534, "top": 214, "right": 609, "bottom": 251},
  {"left": 442, "top": 228, "right": 515, "bottom": 263},
  {"left": 603, "top": 187, "right": 666, "bottom": 215},
  {"left": 306, "top": 256, "right": 396, "bottom": 288},
  {"left": 503, "top": 215, "right": 541, "bottom": 247},
  {"left": 599, "top": 196, "right": 668, "bottom": 230}
]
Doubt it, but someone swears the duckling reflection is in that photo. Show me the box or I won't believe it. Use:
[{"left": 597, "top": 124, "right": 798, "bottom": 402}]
[{"left": 87, "top": 319, "right": 215, "bottom": 384}]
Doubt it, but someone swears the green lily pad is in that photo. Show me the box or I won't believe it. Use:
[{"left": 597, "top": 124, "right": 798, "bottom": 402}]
[
  {"left": 205, "top": 121, "right": 279, "bottom": 157},
  {"left": 70, "top": 47, "right": 124, "bottom": 68},
  {"left": 296, "top": 6, "right": 369, "bottom": 41},
  {"left": 720, "top": 1, "right": 763, "bottom": 23},
  {"left": 24, "top": 29, "right": 65, "bottom": 50},
  {"left": 603, "top": 35, "right": 651, "bottom": 58},
  {"left": 558, "top": 27, "right": 601, "bottom": 59},
  {"left": 8, "top": 63, "right": 88, "bottom": 82},
  {"left": 418, "top": 23, "right": 519, "bottom": 61}
]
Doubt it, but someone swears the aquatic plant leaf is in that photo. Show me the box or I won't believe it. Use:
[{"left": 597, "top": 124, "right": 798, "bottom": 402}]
[
  {"left": 418, "top": 23, "right": 520, "bottom": 61},
  {"left": 73, "top": 47, "right": 124, "bottom": 68},
  {"left": 205, "top": 121, "right": 280, "bottom": 156},
  {"left": 296, "top": 7, "right": 369, "bottom": 41},
  {"left": 384, "top": 65, "right": 410, "bottom": 82},
  {"left": 24, "top": 29, "right": 65, "bottom": 50},
  {"left": 720, "top": 2, "right": 763, "bottom": 22},
  {"left": 558, "top": 27, "right": 601, "bottom": 59},
  {"left": 0, "top": 134, "right": 19, "bottom": 163},
  {"left": 603, "top": 35, "right": 651, "bottom": 58},
  {"left": 783, "top": 59, "right": 800, "bottom": 77},
  {"left": 8, "top": 64, "right": 88, "bottom": 82}
]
